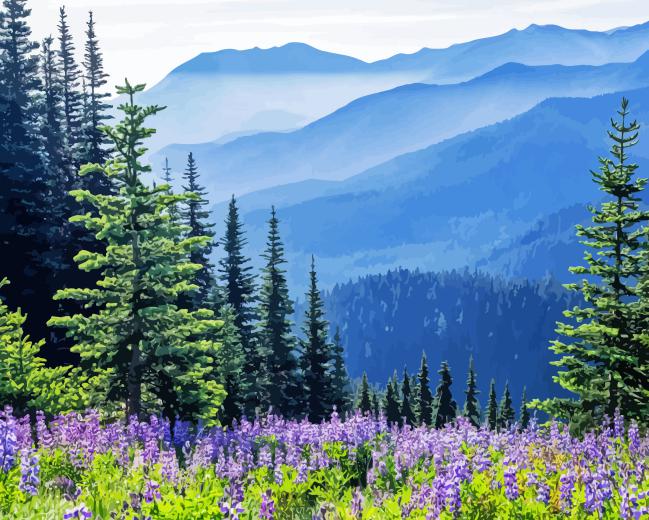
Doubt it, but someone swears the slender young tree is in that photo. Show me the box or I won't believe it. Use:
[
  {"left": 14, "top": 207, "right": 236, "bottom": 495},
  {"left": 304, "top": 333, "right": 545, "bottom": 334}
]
[
  {"left": 519, "top": 387, "right": 530, "bottom": 430},
  {"left": 487, "top": 379, "right": 498, "bottom": 430},
  {"left": 384, "top": 371, "right": 401, "bottom": 425},
  {"left": 538, "top": 98, "right": 649, "bottom": 423},
  {"left": 181, "top": 152, "right": 215, "bottom": 308},
  {"left": 400, "top": 367, "right": 416, "bottom": 426},
  {"left": 330, "top": 327, "right": 352, "bottom": 416},
  {"left": 434, "top": 361, "right": 457, "bottom": 428},
  {"left": 215, "top": 305, "right": 247, "bottom": 426},
  {"left": 357, "top": 372, "right": 372, "bottom": 415},
  {"left": 257, "top": 206, "right": 300, "bottom": 416},
  {"left": 371, "top": 389, "right": 381, "bottom": 419},
  {"left": 218, "top": 195, "right": 258, "bottom": 415},
  {"left": 417, "top": 352, "right": 434, "bottom": 426},
  {"left": 300, "top": 256, "right": 335, "bottom": 422},
  {"left": 462, "top": 356, "right": 481, "bottom": 427},
  {"left": 49, "top": 81, "right": 224, "bottom": 423},
  {"left": 498, "top": 382, "right": 516, "bottom": 429}
]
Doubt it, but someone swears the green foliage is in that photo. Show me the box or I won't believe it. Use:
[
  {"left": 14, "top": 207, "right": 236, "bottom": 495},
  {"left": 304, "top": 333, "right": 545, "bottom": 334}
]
[
  {"left": 433, "top": 361, "right": 457, "bottom": 428},
  {"left": 487, "top": 379, "right": 498, "bottom": 430},
  {"left": 400, "top": 367, "right": 417, "bottom": 426},
  {"left": 539, "top": 98, "right": 649, "bottom": 423},
  {"left": 498, "top": 382, "right": 515, "bottom": 429},
  {"left": 48, "top": 80, "right": 224, "bottom": 423},
  {"left": 331, "top": 327, "right": 352, "bottom": 417},
  {"left": 462, "top": 356, "right": 481, "bottom": 427},
  {"left": 357, "top": 372, "right": 372, "bottom": 415},
  {"left": 384, "top": 372, "right": 401, "bottom": 425},
  {"left": 215, "top": 304, "right": 247, "bottom": 425},
  {"left": 416, "top": 352, "right": 434, "bottom": 426}
]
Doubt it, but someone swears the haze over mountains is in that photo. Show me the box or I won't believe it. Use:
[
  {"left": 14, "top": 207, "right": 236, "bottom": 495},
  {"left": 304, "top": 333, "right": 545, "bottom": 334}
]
[{"left": 140, "top": 21, "right": 649, "bottom": 154}]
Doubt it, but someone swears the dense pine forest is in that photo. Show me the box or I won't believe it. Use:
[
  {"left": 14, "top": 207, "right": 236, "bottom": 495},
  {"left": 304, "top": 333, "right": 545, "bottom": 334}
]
[{"left": 1, "top": 1, "right": 649, "bottom": 518}]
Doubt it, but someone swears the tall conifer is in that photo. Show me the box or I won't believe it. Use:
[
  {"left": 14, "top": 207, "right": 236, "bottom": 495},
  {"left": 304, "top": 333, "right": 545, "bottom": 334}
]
[
  {"left": 417, "top": 352, "right": 434, "bottom": 426},
  {"left": 463, "top": 356, "right": 481, "bottom": 427},
  {"left": 400, "top": 367, "right": 416, "bottom": 426},
  {"left": 434, "top": 361, "right": 457, "bottom": 428},
  {"left": 487, "top": 379, "right": 498, "bottom": 430}
]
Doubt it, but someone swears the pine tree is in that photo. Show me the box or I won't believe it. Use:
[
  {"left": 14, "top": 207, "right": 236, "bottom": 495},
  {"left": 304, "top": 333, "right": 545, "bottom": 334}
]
[
  {"left": 487, "top": 379, "right": 498, "bottom": 430},
  {"left": 434, "top": 361, "right": 457, "bottom": 428},
  {"left": 371, "top": 389, "right": 381, "bottom": 419},
  {"left": 181, "top": 152, "right": 215, "bottom": 308},
  {"left": 384, "top": 372, "right": 401, "bottom": 425},
  {"left": 330, "top": 327, "right": 351, "bottom": 416},
  {"left": 215, "top": 305, "right": 247, "bottom": 426},
  {"left": 519, "top": 387, "right": 530, "bottom": 430},
  {"left": 462, "top": 356, "right": 481, "bottom": 427},
  {"left": 57, "top": 5, "right": 82, "bottom": 179},
  {"left": 357, "top": 372, "right": 372, "bottom": 415},
  {"left": 416, "top": 352, "right": 434, "bottom": 426},
  {"left": 498, "top": 382, "right": 515, "bottom": 430},
  {"left": 300, "top": 256, "right": 334, "bottom": 422},
  {"left": 218, "top": 195, "right": 258, "bottom": 415},
  {"left": 400, "top": 367, "right": 416, "bottom": 426},
  {"left": 79, "top": 10, "right": 112, "bottom": 187},
  {"left": 257, "top": 206, "right": 300, "bottom": 416},
  {"left": 538, "top": 98, "right": 649, "bottom": 423},
  {"left": 49, "top": 81, "right": 224, "bottom": 423}
]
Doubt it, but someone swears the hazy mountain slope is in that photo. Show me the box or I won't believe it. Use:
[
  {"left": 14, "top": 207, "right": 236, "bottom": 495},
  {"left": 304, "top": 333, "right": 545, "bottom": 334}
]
[{"left": 160, "top": 52, "right": 649, "bottom": 203}]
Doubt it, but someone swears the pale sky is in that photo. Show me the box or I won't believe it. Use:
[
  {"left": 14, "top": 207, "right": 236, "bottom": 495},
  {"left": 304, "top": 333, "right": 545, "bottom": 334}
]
[{"left": 30, "top": 0, "right": 649, "bottom": 89}]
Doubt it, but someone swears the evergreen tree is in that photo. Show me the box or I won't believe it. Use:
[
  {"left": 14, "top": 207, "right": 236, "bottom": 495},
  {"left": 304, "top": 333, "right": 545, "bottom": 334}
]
[
  {"left": 331, "top": 327, "right": 352, "bottom": 416},
  {"left": 416, "top": 352, "right": 434, "bottom": 426},
  {"left": 434, "top": 361, "right": 457, "bottom": 428},
  {"left": 487, "top": 379, "right": 498, "bottom": 430},
  {"left": 400, "top": 367, "right": 416, "bottom": 426},
  {"left": 519, "top": 387, "right": 530, "bottom": 430},
  {"left": 49, "top": 81, "right": 224, "bottom": 423},
  {"left": 538, "top": 98, "right": 649, "bottom": 423},
  {"left": 300, "top": 256, "right": 334, "bottom": 422},
  {"left": 384, "top": 371, "right": 401, "bottom": 425},
  {"left": 257, "top": 206, "right": 300, "bottom": 416},
  {"left": 462, "top": 356, "right": 481, "bottom": 427},
  {"left": 215, "top": 305, "right": 247, "bottom": 426},
  {"left": 357, "top": 372, "right": 372, "bottom": 415},
  {"left": 498, "top": 382, "right": 516, "bottom": 430},
  {"left": 181, "top": 152, "right": 215, "bottom": 308},
  {"left": 371, "top": 389, "right": 381, "bottom": 419},
  {"left": 218, "top": 195, "right": 258, "bottom": 415},
  {"left": 57, "top": 5, "right": 82, "bottom": 179},
  {"left": 79, "top": 10, "right": 112, "bottom": 185}
]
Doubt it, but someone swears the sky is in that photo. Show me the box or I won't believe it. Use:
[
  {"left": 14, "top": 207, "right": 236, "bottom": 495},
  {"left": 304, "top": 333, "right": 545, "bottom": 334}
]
[{"left": 30, "top": 0, "right": 649, "bottom": 89}]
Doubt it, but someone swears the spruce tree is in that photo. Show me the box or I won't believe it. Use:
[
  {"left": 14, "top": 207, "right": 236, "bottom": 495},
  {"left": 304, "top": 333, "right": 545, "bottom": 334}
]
[
  {"left": 57, "top": 5, "right": 82, "bottom": 179},
  {"left": 416, "top": 352, "right": 434, "bottom": 426},
  {"left": 330, "top": 327, "right": 351, "bottom": 416},
  {"left": 537, "top": 98, "right": 649, "bottom": 423},
  {"left": 371, "top": 389, "right": 381, "bottom": 419},
  {"left": 384, "top": 372, "right": 401, "bottom": 425},
  {"left": 357, "top": 372, "right": 372, "bottom": 415},
  {"left": 519, "top": 387, "right": 530, "bottom": 430},
  {"left": 498, "top": 382, "right": 516, "bottom": 430},
  {"left": 215, "top": 305, "right": 247, "bottom": 426},
  {"left": 434, "top": 361, "right": 457, "bottom": 428},
  {"left": 181, "top": 152, "right": 215, "bottom": 308},
  {"left": 400, "top": 367, "right": 416, "bottom": 426},
  {"left": 218, "top": 195, "right": 258, "bottom": 415},
  {"left": 79, "top": 10, "right": 112, "bottom": 187},
  {"left": 300, "top": 256, "right": 334, "bottom": 422},
  {"left": 49, "top": 81, "right": 224, "bottom": 423},
  {"left": 487, "top": 379, "right": 498, "bottom": 430},
  {"left": 462, "top": 356, "right": 481, "bottom": 427},
  {"left": 257, "top": 206, "right": 300, "bottom": 416}
]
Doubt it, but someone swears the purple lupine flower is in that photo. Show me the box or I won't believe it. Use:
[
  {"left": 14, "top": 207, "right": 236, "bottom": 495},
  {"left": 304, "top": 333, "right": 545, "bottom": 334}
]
[
  {"left": 19, "top": 448, "right": 39, "bottom": 496},
  {"left": 63, "top": 503, "right": 92, "bottom": 519},
  {"left": 143, "top": 480, "right": 161, "bottom": 503},
  {"left": 0, "top": 406, "right": 18, "bottom": 472},
  {"left": 351, "top": 487, "right": 364, "bottom": 519},
  {"left": 503, "top": 465, "right": 519, "bottom": 500},
  {"left": 559, "top": 470, "right": 576, "bottom": 511},
  {"left": 259, "top": 490, "right": 275, "bottom": 520}
]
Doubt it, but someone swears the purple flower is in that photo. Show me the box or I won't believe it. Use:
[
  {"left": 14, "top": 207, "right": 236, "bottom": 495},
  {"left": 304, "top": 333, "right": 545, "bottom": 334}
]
[
  {"left": 0, "top": 406, "right": 18, "bottom": 472},
  {"left": 351, "top": 487, "right": 364, "bottom": 519},
  {"left": 503, "top": 465, "right": 519, "bottom": 500},
  {"left": 259, "top": 489, "right": 275, "bottom": 520},
  {"left": 19, "top": 448, "right": 39, "bottom": 496},
  {"left": 143, "top": 480, "right": 161, "bottom": 503},
  {"left": 63, "top": 503, "right": 92, "bottom": 519}
]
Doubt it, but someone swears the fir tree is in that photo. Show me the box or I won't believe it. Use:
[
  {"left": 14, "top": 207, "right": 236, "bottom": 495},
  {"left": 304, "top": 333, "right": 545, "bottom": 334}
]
[
  {"left": 462, "top": 356, "right": 481, "bottom": 427},
  {"left": 215, "top": 305, "right": 247, "bottom": 426},
  {"left": 416, "top": 352, "right": 434, "bottom": 426},
  {"left": 434, "top": 361, "right": 457, "bottom": 428},
  {"left": 384, "top": 371, "right": 401, "bottom": 425},
  {"left": 300, "top": 256, "right": 334, "bottom": 422},
  {"left": 357, "top": 372, "right": 372, "bottom": 415},
  {"left": 257, "top": 206, "right": 300, "bottom": 416},
  {"left": 79, "top": 10, "right": 112, "bottom": 186},
  {"left": 519, "top": 387, "right": 530, "bottom": 430},
  {"left": 400, "top": 367, "right": 416, "bottom": 426},
  {"left": 218, "top": 195, "right": 258, "bottom": 415},
  {"left": 371, "top": 389, "right": 381, "bottom": 419},
  {"left": 49, "top": 81, "right": 224, "bottom": 423},
  {"left": 498, "top": 382, "right": 515, "bottom": 430},
  {"left": 487, "top": 379, "right": 498, "bottom": 430},
  {"left": 331, "top": 327, "right": 352, "bottom": 416},
  {"left": 181, "top": 152, "right": 215, "bottom": 308},
  {"left": 538, "top": 98, "right": 649, "bottom": 423}
]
